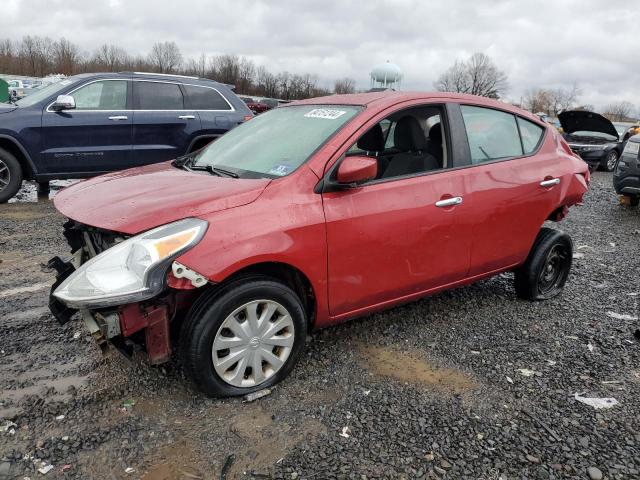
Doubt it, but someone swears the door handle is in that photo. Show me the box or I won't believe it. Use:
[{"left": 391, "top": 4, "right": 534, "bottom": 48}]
[
  {"left": 108, "top": 115, "right": 128, "bottom": 121},
  {"left": 435, "top": 196, "right": 463, "bottom": 208},
  {"left": 179, "top": 115, "right": 196, "bottom": 120},
  {"left": 540, "top": 178, "right": 561, "bottom": 187}
]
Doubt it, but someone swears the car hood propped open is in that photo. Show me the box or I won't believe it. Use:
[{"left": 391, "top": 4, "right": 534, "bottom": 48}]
[
  {"left": 558, "top": 110, "right": 619, "bottom": 138},
  {"left": 54, "top": 162, "right": 271, "bottom": 234}
]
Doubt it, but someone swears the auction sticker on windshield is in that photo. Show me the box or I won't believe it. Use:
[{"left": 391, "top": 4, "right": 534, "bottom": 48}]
[
  {"left": 623, "top": 141, "right": 639, "bottom": 155},
  {"left": 304, "top": 108, "right": 347, "bottom": 120}
]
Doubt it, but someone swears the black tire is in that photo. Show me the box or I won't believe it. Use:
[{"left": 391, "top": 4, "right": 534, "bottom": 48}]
[
  {"left": 514, "top": 227, "right": 573, "bottom": 301},
  {"left": 180, "top": 275, "right": 307, "bottom": 397},
  {"left": 0, "top": 147, "right": 23, "bottom": 203},
  {"left": 603, "top": 150, "right": 618, "bottom": 172}
]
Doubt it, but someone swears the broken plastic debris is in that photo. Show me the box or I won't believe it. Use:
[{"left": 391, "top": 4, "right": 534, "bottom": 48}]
[
  {"left": 546, "top": 360, "right": 557, "bottom": 366},
  {"left": 363, "top": 389, "right": 371, "bottom": 396},
  {"left": 573, "top": 393, "right": 619, "bottom": 409},
  {"left": 518, "top": 369, "right": 537, "bottom": 377},
  {"left": 122, "top": 399, "right": 136, "bottom": 410},
  {"left": 73, "top": 332, "right": 81, "bottom": 339},
  {"left": 339, "top": 426, "right": 351, "bottom": 438},
  {"left": 572, "top": 252, "right": 585, "bottom": 259},
  {"left": 38, "top": 464, "right": 54, "bottom": 475},
  {"left": 506, "top": 376, "right": 514, "bottom": 384},
  {"left": 606, "top": 311, "right": 638, "bottom": 321},
  {"left": 243, "top": 388, "right": 271, "bottom": 402},
  {"left": 1, "top": 421, "right": 17, "bottom": 433},
  {"left": 55, "top": 415, "right": 65, "bottom": 421},
  {"left": 587, "top": 342, "right": 594, "bottom": 353},
  {"left": 125, "top": 467, "right": 135, "bottom": 474}
]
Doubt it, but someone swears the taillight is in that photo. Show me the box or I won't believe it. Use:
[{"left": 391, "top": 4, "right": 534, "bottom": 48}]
[{"left": 242, "top": 115, "right": 253, "bottom": 122}]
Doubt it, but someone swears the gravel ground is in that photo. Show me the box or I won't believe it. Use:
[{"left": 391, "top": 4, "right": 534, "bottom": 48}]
[{"left": 1, "top": 173, "right": 639, "bottom": 480}]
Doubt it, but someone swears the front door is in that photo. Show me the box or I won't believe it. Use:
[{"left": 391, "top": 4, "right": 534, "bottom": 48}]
[
  {"left": 323, "top": 105, "right": 471, "bottom": 318},
  {"left": 41, "top": 79, "right": 132, "bottom": 175},
  {"left": 131, "top": 80, "right": 201, "bottom": 166}
]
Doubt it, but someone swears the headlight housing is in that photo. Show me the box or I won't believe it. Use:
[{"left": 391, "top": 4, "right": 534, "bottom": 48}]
[{"left": 54, "top": 218, "right": 207, "bottom": 308}]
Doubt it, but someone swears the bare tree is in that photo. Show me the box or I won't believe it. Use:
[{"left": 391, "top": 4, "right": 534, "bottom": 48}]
[
  {"left": 435, "top": 52, "right": 508, "bottom": 99},
  {"left": 148, "top": 41, "right": 182, "bottom": 73},
  {"left": 602, "top": 101, "right": 635, "bottom": 122},
  {"left": 334, "top": 77, "right": 356, "bottom": 94},
  {"left": 53, "top": 38, "right": 80, "bottom": 75},
  {"left": 93, "top": 44, "right": 129, "bottom": 71},
  {"left": 522, "top": 88, "right": 553, "bottom": 114},
  {"left": 548, "top": 83, "right": 581, "bottom": 116},
  {"left": 184, "top": 53, "right": 207, "bottom": 77}
]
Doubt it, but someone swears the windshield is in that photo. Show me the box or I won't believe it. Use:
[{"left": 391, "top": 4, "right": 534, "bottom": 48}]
[
  {"left": 570, "top": 130, "right": 617, "bottom": 141},
  {"left": 192, "top": 105, "right": 361, "bottom": 178},
  {"left": 15, "top": 78, "right": 79, "bottom": 107}
]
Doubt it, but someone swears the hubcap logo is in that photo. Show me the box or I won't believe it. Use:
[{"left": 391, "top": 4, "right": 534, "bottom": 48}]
[{"left": 249, "top": 337, "right": 260, "bottom": 349}]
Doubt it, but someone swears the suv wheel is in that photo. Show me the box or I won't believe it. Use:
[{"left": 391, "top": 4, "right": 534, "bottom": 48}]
[
  {"left": 514, "top": 228, "right": 573, "bottom": 301},
  {"left": 180, "top": 276, "right": 307, "bottom": 397},
  {"left": 604, "top": 150, "right": 619, "bottom": 172},
  {"left": 0, "top": 147, "right": 23, "bottom": 203}
]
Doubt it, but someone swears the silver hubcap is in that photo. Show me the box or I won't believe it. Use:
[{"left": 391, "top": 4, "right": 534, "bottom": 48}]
[
  {"left": 0, "top": 159, "right": 10, "bottom": 190},
  {"left": 607, "top": 151, "right": 618, "bottom": 171},
  {"left": 212, "top": 300, "right": 295, "bottom": 388}
]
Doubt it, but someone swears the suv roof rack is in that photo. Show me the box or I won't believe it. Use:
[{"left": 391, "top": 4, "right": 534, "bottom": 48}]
[{"left": 119, "top": 71, "right": 201, "bottom": 80}]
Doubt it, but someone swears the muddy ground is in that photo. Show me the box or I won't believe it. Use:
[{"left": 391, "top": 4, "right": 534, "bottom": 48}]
[{"left": 1, "top": 173, "right": 639, "bottom": 479}]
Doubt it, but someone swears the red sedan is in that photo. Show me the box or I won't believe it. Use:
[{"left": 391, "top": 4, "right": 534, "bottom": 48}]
[{"left": 48, "top": 92, "right": 589, "bottom": 397}]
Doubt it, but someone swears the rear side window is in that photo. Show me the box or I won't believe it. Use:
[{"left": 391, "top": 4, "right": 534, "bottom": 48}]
[
  {"left": 461, "top": 105, "right": 523, "bottom": 163},
  {"left": 134, "top": 81, "right": 183, "bottom": 110},
  {"left": 184, "top": 85, "right": 231, "bottom": 110},
  {"left": 73, "top": 80, "right": 127, "bottom": 110},
  {"left": 518, "top": 117, "right": 545, "bottom": 154}
]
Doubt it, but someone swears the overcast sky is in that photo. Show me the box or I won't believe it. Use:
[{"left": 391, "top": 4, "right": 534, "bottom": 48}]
[{"left": 3, "top": 0, "right": 639, "bottom": 111}]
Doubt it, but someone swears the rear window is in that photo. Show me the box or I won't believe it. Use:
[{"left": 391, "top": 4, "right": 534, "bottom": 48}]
[
  {"left": 517, "top": 117, "right": 545, "bottom": 154},
  {"left": 184, "top": 85, "right": 232, "bottom": 110},
  {"left": 461, "top": 105, "right": 523, "bottom": 163},
  {"left": 134, "top": 81, "right": 183, "bottom": 110}
]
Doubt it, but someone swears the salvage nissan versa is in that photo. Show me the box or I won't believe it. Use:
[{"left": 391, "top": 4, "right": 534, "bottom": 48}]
[{"left": 48, "top": 92, "right": 590, "bottom": 397}]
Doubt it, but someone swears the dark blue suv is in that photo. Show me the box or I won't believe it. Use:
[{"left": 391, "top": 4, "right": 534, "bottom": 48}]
[{"left": 0, "top": 72, "right": 253, "bottom": 202}]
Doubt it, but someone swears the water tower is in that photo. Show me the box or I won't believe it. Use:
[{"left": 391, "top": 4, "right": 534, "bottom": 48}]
[{"left": 370, "top": 61, "right": 403, "bottom": 90}]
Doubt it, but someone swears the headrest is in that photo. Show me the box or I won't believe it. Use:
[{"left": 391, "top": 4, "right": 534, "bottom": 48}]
[
  {"left": 429, "top": 123, "right": 442, "bottom": 144},
  {"left": 394, "top": 116, "right": 427, "bottom": 151},
  {"left": 357, "top": 123, "right": 385, "bottom": 152}
]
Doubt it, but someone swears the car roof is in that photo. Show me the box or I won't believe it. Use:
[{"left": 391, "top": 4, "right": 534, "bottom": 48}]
[
  {"left": 66, "top": 72, "right": 228, "bottom": 88},
  {"left": 290, "top": 91, "right": 543, "bottom": 124}
]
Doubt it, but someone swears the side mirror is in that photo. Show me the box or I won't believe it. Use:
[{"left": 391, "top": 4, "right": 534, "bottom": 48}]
[
  {"left": 336, "top": 155, "right": 378, "bottom": 186},
  {"left": 51, "top": 94, "right": 76, "bottom": 111}
]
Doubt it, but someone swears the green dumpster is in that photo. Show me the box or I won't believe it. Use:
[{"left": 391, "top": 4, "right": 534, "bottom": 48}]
[{"left": 0, "top": 78, "right": 8, "bottom": 103}]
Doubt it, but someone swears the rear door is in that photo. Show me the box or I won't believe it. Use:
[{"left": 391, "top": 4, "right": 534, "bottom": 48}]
[
  {"left": 41, "top": 78, "right": 133, "bottom": 175},
  {"left": 131, "top": 80, "right": 201, "bottom": 166},
  {"left": 182, "top": 83, "right": 238, "bottom": 146},
  {"left": 455, "top": 104, "right": 562, "bottom": 275}
]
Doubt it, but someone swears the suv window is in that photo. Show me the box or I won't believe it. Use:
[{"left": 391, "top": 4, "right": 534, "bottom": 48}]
[
  {"left": 184, "top": 85, "right": 231, "bottom": 110},
  {"left": 461, "top": 105, "right": 523, "bottom": 163},
  {"left": 72, "top": 80, "right": 127, "bottom": 110},
  {"left": 134, "top": 81, "right": 183, "bottom": 110},
  {"left": 517, "top": 117, "right": 545, "bottom": 154}
]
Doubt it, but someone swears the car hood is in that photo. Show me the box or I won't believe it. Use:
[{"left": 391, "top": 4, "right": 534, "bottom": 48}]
[
  {"left": 0, "top": 103, "right": 17, "bottom": 114},
  {"left": 558, "top": 110, "right": 619, "bottom": 138},
  {"left": 54, "top": 162, "right": 271, "bottom": 234}
]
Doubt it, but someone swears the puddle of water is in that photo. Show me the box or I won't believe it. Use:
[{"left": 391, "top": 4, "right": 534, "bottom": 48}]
[
  {"left": 358, "top": 344, "right": 477, "bottom": 394},
  {"left": 8, "top": 180, "right": 77, "bottom": 204},
  {"left": 1, "top": 374, "right": 89, "bottom": 404}
]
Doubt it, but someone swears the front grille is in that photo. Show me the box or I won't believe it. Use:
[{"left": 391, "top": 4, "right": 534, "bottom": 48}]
[{"left": 62, "top": 220, "right": 129, "bottom": 258}]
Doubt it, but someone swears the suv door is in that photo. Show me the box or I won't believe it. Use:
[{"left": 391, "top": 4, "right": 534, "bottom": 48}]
[
  {"left": 131, "top": 80, "right": 201, "bottom": 166},
  {"left": 182, "top": 83, "right": 237, "bottom": 144},
  {"left": 41, "top": 79, "right": 132, "bottom": 175},
  {"left": 323, "top": 104, "right": 472, "bottom": 318},
  {"left": 456, "top": 104, "right": 561, "bottom": 275}
]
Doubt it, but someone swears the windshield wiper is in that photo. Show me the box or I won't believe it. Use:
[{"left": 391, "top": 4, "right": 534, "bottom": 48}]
[
  {"left": 189, "top": 164, "right": 239, "bottom": 178},
  {"left": 173, "top": 153, "right": 197, "bottom": 168}
]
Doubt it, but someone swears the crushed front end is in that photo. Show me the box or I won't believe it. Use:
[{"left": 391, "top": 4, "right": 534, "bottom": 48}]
[{"left": 48, "top": 219, "right": 209, "bottom": 364}]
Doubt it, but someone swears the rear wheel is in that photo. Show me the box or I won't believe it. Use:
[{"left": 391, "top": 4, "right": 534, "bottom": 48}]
[
  {"left": 180, "top": 276, "right": 307, "bottom": 397},
  {"left": 0, "top": 147, "right": 23, "bottom": 203},
  {"left": 514, "top": 228, "right": 573, "bottom": 301},
  {"left": 604, "top": 150, "right": 618, "bottom": 172}
]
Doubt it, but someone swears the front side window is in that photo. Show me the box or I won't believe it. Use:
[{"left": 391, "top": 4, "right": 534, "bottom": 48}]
[
  {"left": 184, "top": 85, "right": 231, "bottom": 110},
  {"left": 134, "top": 81, "right": 183, "bottom": 110},
  {"left": 72, "top": 80, "right": 127, "bottom": 110},
  {"left": 517, "top": 117, "right": 545, "bottom": 154},
  {"left": 193, "top": 105, "right": 361, "bottom": 178},
  {"left": 461, "top": 105, "right": 523, "bottom": 163}
]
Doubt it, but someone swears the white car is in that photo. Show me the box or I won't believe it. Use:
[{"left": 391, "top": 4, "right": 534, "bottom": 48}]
[{"left": 7, "top": 80, "right": 26, "bottom": 99}]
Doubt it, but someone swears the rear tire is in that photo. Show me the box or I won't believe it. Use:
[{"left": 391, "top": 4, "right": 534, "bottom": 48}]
[
  {"left": 514, "top": 228, "right": 573, "bottom": 301},
  {"left": 180, "top": 276, "right": 307, "bottom": 397},
  {"left": 603, "top": 150, "right": 618, "bottom": 172},
  {"left": 0, "top": 147, "right": 23, "bottom": 203}
]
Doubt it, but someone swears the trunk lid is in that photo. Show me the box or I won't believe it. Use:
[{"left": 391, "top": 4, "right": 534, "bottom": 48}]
[{"left": 558, "top": 110, "right": 619, "bottom": 138}]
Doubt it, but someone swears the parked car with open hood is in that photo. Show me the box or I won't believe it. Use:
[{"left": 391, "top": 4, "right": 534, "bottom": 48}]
[
  {"left": 0, "top": 72, "right": 253, "bottom": 202},
  {"left": 560, "top": 110, "right": 623, "bottom": 172},
  {"left": 47, "top": 91, "right": 589, "bottom": 397},
  {"left": 614, "top": 134, "right": 640, "bottom": 207}
]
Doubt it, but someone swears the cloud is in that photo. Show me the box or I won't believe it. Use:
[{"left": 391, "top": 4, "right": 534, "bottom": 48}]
[{"left": 1, "top": 0, "right": 638, "bottom": 111}]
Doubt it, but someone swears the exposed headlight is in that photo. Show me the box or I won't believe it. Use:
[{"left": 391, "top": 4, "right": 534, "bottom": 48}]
[{"left": 54, "top": 218, "right": 207, "bottom": 308}]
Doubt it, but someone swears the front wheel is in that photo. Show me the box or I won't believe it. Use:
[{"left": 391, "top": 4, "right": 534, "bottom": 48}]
[
  {"left": 180, "top": 276, "right": 307, "bottom": 397},
  {"left": 604, "top": 150, "right": 619, "bottom": 172},
  {"left": 514, "top": 228, "right": 573, "bottom": 301},
  {"left": 0, "top": 147, "right": 23, "bottom": 203}
]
